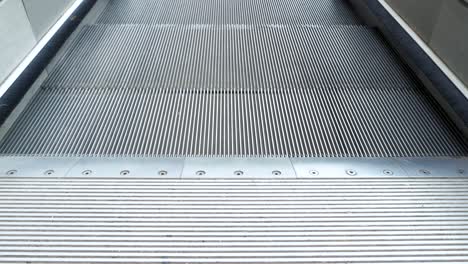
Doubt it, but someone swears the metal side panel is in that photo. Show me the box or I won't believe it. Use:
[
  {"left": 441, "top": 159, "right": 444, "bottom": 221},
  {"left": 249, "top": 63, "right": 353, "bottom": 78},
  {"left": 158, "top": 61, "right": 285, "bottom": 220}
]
[
  {"left": 348, "top": 0, "right": 468, "bottom": 135},
  {"left": 0, "top": 162, "right": 467, "bottom": 263},
  {"left": 0, "top": 0, "right": 37, "bottom": 83}
]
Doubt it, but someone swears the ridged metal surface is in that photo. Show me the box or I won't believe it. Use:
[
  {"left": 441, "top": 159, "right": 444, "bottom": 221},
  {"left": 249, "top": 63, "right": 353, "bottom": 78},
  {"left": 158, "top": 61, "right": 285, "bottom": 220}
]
[
  {"left": 2, "top": 0, "right": 468, "bottom": 263},
  {"left": 97, "top": 0, "right": 362, "bottom": 25},
  {"left": 1, "top": 85, "right": 467, "bottom": 157},
  {"left": 0, "top": 25, "right": 466, "bottom": 157},
  {"left": 0, "top": 176, "right": 468, "bottom": 263},
  {"left": 42, "top": 25, "right": 415, "bottom": 89}
]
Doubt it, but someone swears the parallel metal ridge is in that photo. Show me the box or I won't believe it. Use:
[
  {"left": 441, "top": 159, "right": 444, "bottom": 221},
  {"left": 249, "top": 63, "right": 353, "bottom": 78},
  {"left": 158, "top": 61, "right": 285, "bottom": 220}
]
[
  {"left": 1, "top": 86, "right": 467, "bottom": 157},
  {"left": 0, "top": 176, "right": 468, "bottom": 263},
  {"left": 1, "top": 25, "right": 467, "bottom": 157},
  {"left": 97, "top": 0, "right": 362, "bottom": 25},
  {"left": 41, "top": 25, "right": 418, "bottom": 89}
]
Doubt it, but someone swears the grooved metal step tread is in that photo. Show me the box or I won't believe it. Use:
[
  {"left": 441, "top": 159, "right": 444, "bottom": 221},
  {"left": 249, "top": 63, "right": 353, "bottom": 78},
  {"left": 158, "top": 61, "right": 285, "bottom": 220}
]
[
  {"left": 42, "top": 25, "right": 415, "bottom": 89},
  {"left": 1, "top": 85, "right": 466, "bottom": 157},
  {"left": 97, "top": 0, "right": 362, "bottom": 25},
  {"left": 0, "top": 176, "right": 467, "bottom": 263},
  {"left": 1, "top": 25, "right": 467, "bottom": 157}
]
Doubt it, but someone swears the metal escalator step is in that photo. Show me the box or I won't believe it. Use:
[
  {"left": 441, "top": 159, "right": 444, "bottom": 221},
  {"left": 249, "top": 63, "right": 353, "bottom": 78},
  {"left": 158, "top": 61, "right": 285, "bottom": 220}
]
[
  {"left": 0, "top": 176, "right": 468, "bottom": 263},
  {"left": 0, "top": 25, "right": 466, "bottom": 157},
  {"left": 42, "top": 25, "right": 414, "bottom": 90},
  {"left": 97, "top": 0, "right": 362, "bottom": 25},
  {"left": 0, "top": 86, "right": 467, "bottom": 157}
]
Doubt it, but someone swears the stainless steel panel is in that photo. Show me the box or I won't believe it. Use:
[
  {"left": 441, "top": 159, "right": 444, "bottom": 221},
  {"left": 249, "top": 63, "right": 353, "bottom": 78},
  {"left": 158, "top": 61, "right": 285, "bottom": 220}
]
[
  {"left": 384, "top": 0, "right": 468, "bottom": 89},
  {"left": 430, "top": 0, "right": 468, "bottom": 87},
  {"left": 384, "top": 0, "right": 443, "bottom": 42},
  {"left": 1, "top": 157, "right": 467, "bottom": 178},
  {"left": 22, "top": 0, "right": 75, "bottom": 39},
  {"left": 0, "top": 0, "right": 37, "bottom": 83}
]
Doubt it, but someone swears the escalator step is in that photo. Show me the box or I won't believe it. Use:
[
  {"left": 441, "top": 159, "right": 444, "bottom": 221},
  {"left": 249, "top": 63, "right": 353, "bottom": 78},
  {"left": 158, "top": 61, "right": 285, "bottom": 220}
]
[
  {"left": 97, "top": 0, "right": 362, "bottom": 25},
  {"left": 1, "top": 85, "right": 465, "bottom": 157},
  {"left": 43, "top": 25, "right": 415, "bottom": 89},
  {"left": 0, "top": 26, "right": 466, "bottom": 157}
]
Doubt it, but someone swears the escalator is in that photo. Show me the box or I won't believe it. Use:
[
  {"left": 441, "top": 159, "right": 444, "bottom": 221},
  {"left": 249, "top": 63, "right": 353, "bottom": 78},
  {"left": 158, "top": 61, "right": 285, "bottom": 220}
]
[{"left": 0, "top": 0, "right": 467, "bottom": 263}]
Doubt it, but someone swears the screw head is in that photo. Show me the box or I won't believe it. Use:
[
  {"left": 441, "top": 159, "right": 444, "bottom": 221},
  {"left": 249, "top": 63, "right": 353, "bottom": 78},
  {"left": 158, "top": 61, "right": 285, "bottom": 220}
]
[
  {"left": 120, "top": 170, "right": 130, "bottom": 176},
  {"left": 272, "top": 170, "right": 282, "bottom": 176},
  {"left": 383, "top": 169, "right": 394, "bottom": 176},
  {"left": 6, "top": 170, "right": 17, "bottom": 176},
  {"left": 419, "top": 169, "right": 431, "bottom": 175},
  {"left": 346, "top": 169, "right": 357, "bottom": 176},
  {"left": 309, "top": 170, "right": 319, "bottom": 176},
  {"left": 44, "top": 170, "right": 55, "bottom": 176},
  {"left": 234, "top": 170, "right": 244, "bottom": 176},
  {"left": 196, "top": 170, "right": 206, "bottom": 176},
  {"left": 158, "top": 170, "right": 168, "bottom": 176},
  {"left": 458, "top": 169, "right": 465, "bottom": 175},
  {"left": 82, "top": 170, "right": 92, "bottom": 175}
]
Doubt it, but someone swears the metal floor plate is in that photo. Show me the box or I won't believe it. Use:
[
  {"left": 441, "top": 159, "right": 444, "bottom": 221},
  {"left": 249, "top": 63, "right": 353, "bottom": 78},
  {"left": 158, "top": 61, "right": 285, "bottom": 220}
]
[{"left": 0, "top": 173, "right": 468, "bottom": 263}]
